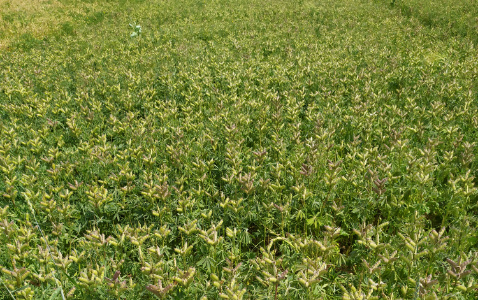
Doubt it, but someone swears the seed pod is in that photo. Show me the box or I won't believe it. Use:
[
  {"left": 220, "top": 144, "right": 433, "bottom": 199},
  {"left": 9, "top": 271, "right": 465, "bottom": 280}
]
[
  {"left": 456, "top": 285, "right": 467, "bottom": 292},
  {"left": 405, "top": 243, "right": 414, "bottom": 252}
]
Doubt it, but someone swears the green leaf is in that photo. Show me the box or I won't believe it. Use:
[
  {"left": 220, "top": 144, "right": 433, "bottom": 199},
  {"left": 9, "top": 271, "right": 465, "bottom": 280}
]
[
  {"left": 48, "top": 287, "right": 61, "bottom": 300},
  {"left": 296, "top": 210, "right": 306, "bottom": 220},
  {"left": 306, "top": 216, "right": 316, "bottom": 226}
]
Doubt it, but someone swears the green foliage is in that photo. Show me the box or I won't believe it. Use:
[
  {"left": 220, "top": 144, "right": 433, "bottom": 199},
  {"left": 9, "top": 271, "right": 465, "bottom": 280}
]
[
  {"left": 60, "top": 22, "right": 76, "bottom": 37},
  {"left": 13, "top": 33, "right": 43, "bottom": 51},
  {"left": 390, "top": 0, "right": 478, "bottom": 44},
  {"left": 0, "top": 0, "right": 478, "bottom": 299},
  {"left": 85, "top": 11, "right": 106, "bottom": 25}
]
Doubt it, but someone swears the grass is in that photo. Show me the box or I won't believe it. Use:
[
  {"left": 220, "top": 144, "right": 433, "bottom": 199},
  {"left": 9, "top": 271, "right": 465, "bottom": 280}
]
[{"left": 0, "top": 0, "right": 477, "bottom": 299}]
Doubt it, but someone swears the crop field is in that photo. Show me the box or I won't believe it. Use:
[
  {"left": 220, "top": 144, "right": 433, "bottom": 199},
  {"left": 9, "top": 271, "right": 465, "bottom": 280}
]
[{"left": 0, "top": 0, "right": 477, "bottom": 299}]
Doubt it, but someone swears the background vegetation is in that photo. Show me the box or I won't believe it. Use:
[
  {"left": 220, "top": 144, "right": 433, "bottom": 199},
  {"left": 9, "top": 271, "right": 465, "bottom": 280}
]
[{"left": 1, "top": 0, "right": 477, "bottom": 298}]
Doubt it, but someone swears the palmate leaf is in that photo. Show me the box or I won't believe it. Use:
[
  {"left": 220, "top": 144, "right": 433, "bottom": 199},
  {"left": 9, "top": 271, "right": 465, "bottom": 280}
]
[
  {"left": 306, "top": 214, "right": 321, "bottom": 229},
  {"left": 295, "top": 210, "right": 306, "bottom": 221},
  {"left": 48, "top": 287, "right": 63, "bottom": 300},
  {"left": 238, "top": 230, "right": 252, "bottom": 246},
  {"left": 197, "top": 256, "right": 215, "bottom": 273}
]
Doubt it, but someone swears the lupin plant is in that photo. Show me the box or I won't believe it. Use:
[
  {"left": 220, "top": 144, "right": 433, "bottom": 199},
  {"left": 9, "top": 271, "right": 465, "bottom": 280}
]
[{"left": 1, "top": 0, "right": 478, "bottom": 298}]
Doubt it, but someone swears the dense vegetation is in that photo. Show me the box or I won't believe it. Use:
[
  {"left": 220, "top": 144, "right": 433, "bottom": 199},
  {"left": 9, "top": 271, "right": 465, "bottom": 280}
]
[{"left": 1, "top": 0, "right": 477, "bottom": 298}]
